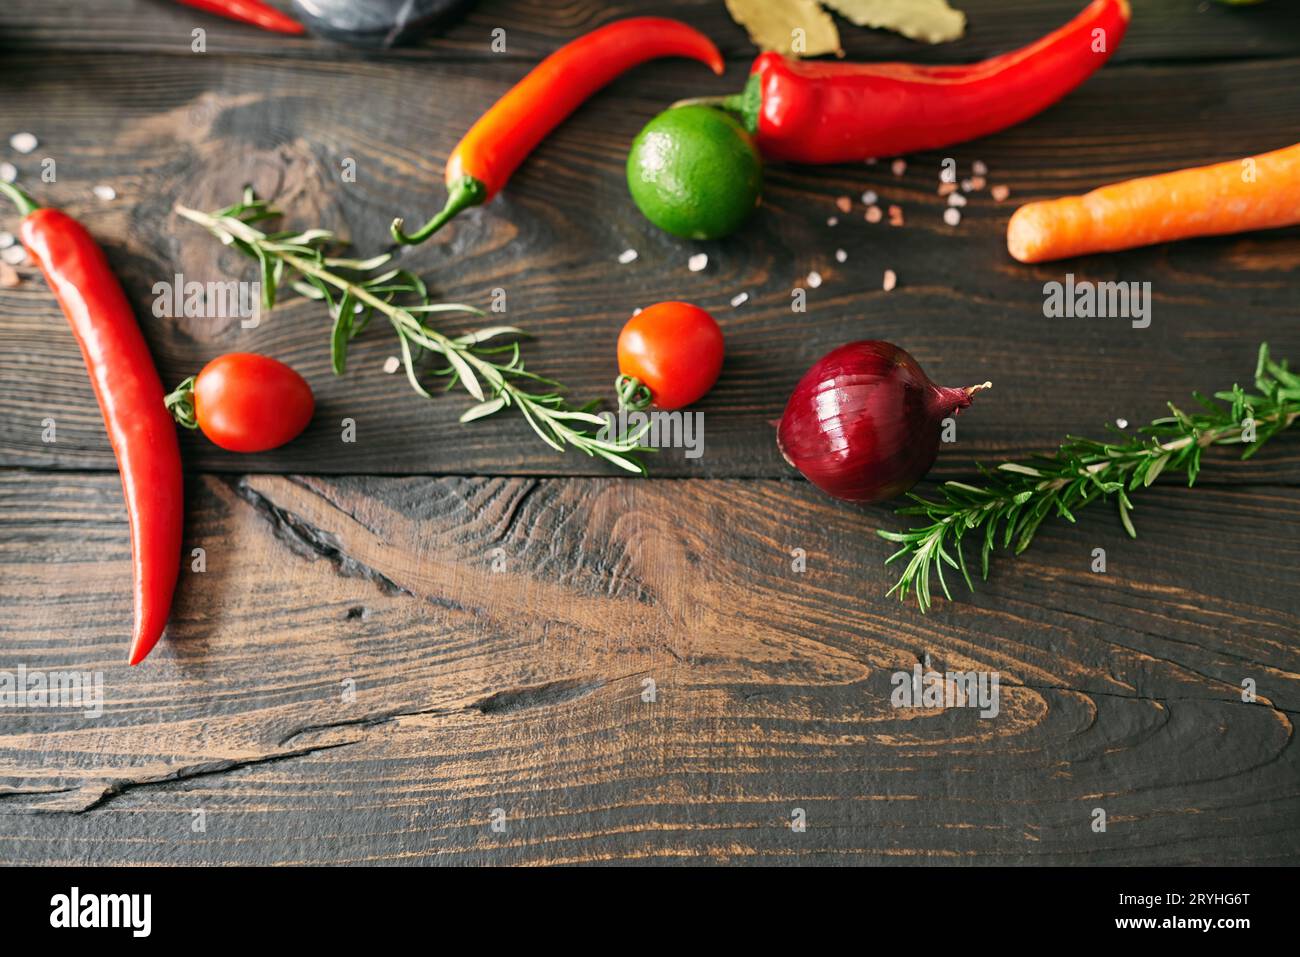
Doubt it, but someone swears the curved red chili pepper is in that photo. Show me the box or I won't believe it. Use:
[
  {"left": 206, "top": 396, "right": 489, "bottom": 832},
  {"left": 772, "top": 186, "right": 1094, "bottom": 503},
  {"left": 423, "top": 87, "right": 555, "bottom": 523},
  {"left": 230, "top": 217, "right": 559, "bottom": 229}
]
[
  {"left": 392, "top": 16, "right": 725, "bottom": 244},
  {"left": 173, "top": 0, "right": 305, "bottom": 36},
  {"left": 2, "top": 183, "right": 183, "bottom": 666},
  {"left": 734, "top": 0, "right": 1130, "bottom": 164}
]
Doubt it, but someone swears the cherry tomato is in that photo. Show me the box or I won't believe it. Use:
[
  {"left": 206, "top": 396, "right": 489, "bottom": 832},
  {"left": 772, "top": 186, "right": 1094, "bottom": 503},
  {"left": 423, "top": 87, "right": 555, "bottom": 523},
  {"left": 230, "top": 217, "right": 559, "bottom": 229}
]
[
  {"left": 192, "top": 353, "right": 314, "bottom": 452},
  {"left": 616, "top": 301, "right": 723, "bottom": 410}
]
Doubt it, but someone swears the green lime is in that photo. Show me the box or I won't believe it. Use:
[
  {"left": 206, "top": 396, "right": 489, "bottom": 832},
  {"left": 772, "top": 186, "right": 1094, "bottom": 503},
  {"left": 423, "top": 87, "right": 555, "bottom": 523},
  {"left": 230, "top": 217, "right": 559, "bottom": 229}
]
[{"left": 626, "top": 105, "right": 762, "bottom": 241}]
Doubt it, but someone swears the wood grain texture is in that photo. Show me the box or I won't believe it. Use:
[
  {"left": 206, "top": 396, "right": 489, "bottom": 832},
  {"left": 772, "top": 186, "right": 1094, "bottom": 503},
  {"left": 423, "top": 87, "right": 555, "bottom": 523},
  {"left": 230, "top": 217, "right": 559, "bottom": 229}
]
[
  {"left": 1, "top": 0, "right": 1298, "bottom": 868},
  {"left": 0, "top": 49, "right": 1297, "bottom": 477},
  {"left": 0, "top": 471, "right": 1296, "bottom": 864},
  {"left": 2, "top": 0, "right": 1298, "bottom": 64}
]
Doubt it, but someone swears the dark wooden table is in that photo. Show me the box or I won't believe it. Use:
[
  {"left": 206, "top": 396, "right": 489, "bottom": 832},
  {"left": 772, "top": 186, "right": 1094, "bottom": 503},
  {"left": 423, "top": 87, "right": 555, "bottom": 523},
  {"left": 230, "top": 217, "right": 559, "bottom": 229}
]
[{"left": 1, "top": 0, "right": 1297, "bottom": 865}]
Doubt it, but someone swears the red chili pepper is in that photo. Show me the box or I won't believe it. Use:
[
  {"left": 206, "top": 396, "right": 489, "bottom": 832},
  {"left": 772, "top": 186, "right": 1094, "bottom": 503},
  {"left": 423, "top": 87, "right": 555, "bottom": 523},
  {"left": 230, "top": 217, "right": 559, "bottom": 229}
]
[
  {"left": 391, "top": 17, "right": 724, "bottom": 245},
  {"left": 173, "top": 0, "right": 305, "bottom": 36},
  {"left": 727, "top": 0, "right": 1130, "bottom": 164},
  {"left": 1, "top": 183, "right": 183, "bottom": 666}
]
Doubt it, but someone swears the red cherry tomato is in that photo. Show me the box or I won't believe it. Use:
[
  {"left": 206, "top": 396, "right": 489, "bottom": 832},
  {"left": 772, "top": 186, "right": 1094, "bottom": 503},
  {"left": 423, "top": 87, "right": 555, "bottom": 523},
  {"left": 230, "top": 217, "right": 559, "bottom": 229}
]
[
  {"left": 616, "top": 301, "right": 723, "bottom": 410},
  {"left": 192, "top": 353, "right": 314, "bottom": 452}
]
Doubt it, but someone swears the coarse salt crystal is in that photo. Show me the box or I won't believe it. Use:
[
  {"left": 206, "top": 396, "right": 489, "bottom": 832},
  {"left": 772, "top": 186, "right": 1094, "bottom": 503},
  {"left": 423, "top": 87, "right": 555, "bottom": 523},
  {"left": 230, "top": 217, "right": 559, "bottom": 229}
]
[
  {"left": 960, "top": 179, "right": 975, "bottom": 192},
  {"left": 382, "top": 356, "right": 400, "bottom": 374},
  {"left": 991, "top": 185, "right": 1011, "bottom": 202},
  {"left": 835, "top": 196, "right": 852, "bottom": 213},
  {"left": 617, "top": 248, "right": 638, "bottom": 264},
  {"left": 0, "top": 162, "right": 16, "bottom": 183},
  {"left": 806, "top": 271, "right": 822, "bottom": 288},
  {"left": 2, "top": 245, "right": 26, "bottom": 265},
  {"left": 948, "top": 192, "right": 967, "bottom": 207},
  {"left": 827, "top": 216, "right": 839, "bottom": 227},
  {"left": 1116, "top": 418, "right": 1128, "bottom": 429},
  {"left": 632, "top": 307, "right": 643, "bottom": 316},
  {"left": 865, "top": 205, "right": 883, "bottom": 224},
  {"left": 882, "top": 269, "right": 897, "bottom": 292},
  {"left": 9, "top": 133, "right": 37, "bottom": 154},
  {"left": 93, "top": 184, "right": 116, "bottom": 201},
  {"left": 835, "top": 248, "right": 847, "bottom": 263},
  {"left": 943, "top": 208, "right": 962, "bottom": 226},
  {"left": 0, "top": 232, "right": 13, "bottom": 249},
  {"left": 688, "top": 253, "right": 708, "bottom": 272},
  {"left": 973, "top": 160, "right": 988, "bottom": 176},
  {"left": 730, "top": 292, "right": 749, "bottom": 307},
  {"left": 891, "top": 158, "right": 907, "bottom": 177}
]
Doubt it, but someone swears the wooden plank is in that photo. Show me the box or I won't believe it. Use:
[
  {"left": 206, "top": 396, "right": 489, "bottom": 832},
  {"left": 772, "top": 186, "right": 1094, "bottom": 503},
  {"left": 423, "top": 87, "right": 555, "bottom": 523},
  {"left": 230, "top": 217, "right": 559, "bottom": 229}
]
[
  {"left": 0, "top": 470, "right": 1296, "bottom": 863},
  {"left": 1, "top": 52, "right": 1298, "bottom": 478},
  {"left": 2, "top": 0, "right": 1298, "bottom": 64}
]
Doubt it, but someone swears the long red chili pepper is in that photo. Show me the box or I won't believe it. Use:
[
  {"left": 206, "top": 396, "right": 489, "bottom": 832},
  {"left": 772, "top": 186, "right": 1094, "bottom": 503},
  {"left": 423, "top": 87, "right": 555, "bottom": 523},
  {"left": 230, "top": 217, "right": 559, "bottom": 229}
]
[
  {"left": 173, "top": 0, "right": 305, "bottom": 36},
  {"left": 723, "top": 0, "right": 1130, "bottom": 164},
  {"left": 391, "top": 16, "right": 724, "bottom": 245},
  {"left": 1, "top": 183, "right": 183, "bottom": 666}
]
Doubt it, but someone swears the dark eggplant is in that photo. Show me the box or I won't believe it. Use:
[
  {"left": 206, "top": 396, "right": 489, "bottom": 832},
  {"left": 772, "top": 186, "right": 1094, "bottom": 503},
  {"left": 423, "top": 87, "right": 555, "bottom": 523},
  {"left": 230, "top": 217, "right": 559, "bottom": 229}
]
[{"left": 291, "top": 0, "right": 477, "bottom": 48}]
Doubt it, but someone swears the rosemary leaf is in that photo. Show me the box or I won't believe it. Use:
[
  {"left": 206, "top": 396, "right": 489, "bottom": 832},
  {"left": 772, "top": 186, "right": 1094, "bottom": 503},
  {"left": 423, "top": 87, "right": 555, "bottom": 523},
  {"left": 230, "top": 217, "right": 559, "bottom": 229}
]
[
  {"left": 878, "top": 344, "right": 1299, "bottom": 611},
  {"left": 174, "top": 192, "right": 649, "bottom": 471}
]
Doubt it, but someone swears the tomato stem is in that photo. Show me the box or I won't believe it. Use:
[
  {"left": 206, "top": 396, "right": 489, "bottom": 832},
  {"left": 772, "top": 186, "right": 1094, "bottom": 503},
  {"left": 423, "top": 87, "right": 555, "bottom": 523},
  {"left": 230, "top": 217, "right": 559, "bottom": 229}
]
[
  {"left": 615, "top": 374, "right": 652, "bottom": 411},
  {"left": 164, "top": 375, "right": 199, "bottom": 429}
]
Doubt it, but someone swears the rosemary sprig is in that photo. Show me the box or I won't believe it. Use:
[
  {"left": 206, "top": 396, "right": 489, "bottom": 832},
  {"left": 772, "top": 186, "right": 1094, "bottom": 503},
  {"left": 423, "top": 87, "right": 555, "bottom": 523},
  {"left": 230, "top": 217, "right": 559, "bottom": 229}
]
[
  {"left": 174, "top": 189, "right": 651, "bottom": 473},
  {"left": 879, "top": 344, "right": 1300, "bottom": 612}
]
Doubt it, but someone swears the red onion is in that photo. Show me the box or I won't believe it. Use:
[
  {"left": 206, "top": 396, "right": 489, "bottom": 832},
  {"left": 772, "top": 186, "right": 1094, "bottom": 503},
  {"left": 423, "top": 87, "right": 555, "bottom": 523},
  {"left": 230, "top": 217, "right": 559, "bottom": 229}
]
[{"left": 777, "top": 341, "right": 989, "bottom": 502}]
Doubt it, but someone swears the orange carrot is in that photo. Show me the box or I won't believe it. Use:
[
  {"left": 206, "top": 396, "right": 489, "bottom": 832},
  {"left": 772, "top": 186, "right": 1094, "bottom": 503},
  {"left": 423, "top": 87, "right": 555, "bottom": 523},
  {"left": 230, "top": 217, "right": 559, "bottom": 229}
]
[{"left": 1007, "top": 141, "right": 1300, "bottom": 263}]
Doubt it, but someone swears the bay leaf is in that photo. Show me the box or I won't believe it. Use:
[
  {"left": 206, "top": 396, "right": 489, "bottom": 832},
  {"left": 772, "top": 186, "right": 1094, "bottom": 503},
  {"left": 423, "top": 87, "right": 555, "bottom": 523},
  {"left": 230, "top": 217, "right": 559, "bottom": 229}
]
[
  {"left": 821, "top": 0, "right": 966, "bottom": 44},
  {"left": 724, "top": 0, "right": 841, "bottom": 57}
]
